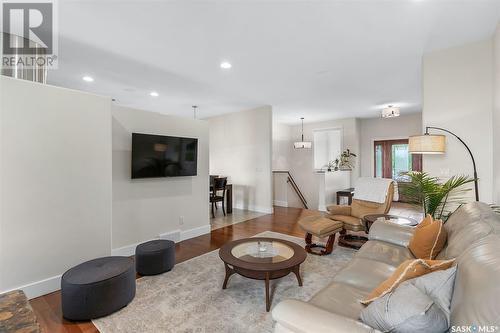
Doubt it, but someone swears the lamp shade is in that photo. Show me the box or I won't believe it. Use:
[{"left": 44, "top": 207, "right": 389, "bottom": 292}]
[
  {"left": 409, "top": 134, "right": 446, "bottom": 154},
  {"left": 294, "top": 141, "right": 312, "bottom": 149}
]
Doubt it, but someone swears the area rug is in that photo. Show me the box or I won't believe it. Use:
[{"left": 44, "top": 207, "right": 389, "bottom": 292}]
[{"left": 93, "top": 231, "right": 355, "bottom": 333}]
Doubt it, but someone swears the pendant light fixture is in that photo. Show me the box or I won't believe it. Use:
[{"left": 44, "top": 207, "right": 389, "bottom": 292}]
[{"left": 294, "top": 117, "right": 312, "bottom": 149}]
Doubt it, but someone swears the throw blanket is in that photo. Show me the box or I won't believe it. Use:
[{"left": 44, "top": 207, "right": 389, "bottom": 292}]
[{"left": 354, "top": 177, "right": 394, "bottom": 203}]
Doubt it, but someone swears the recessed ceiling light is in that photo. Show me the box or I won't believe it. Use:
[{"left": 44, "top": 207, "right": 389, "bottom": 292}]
[
  {"left": 220, "top": 61, "right": 232, "bottom": 69},
  {"left": 150, "top": 91, "right": 159, "bottom": 97},
  {"left": 82, "top": 76, "right": 94, "bottom": 82}
]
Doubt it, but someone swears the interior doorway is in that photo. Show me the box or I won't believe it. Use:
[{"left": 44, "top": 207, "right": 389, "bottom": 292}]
[{"left": 374, "top": 139, "right": 422, "bottom": 180}]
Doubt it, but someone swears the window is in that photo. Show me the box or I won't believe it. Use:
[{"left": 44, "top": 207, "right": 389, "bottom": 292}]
[
  {"left": 374, "top": 139, "right": 422, "bottom": 180},
  {"left": 313, "top": 128, "right": 342, "bottom": 170}
]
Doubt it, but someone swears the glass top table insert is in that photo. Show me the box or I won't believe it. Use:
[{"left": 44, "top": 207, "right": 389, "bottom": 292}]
[{"left": 231, "top": 240, "right": 295, "bottom": 264}]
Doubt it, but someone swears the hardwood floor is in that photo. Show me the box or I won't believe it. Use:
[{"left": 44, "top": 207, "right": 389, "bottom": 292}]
[
  {"left": 29, "top": 203, "right": 421, "bottom": 333},
  {"left": 29, "top": 207, "right": 314, "bottom": 333}
]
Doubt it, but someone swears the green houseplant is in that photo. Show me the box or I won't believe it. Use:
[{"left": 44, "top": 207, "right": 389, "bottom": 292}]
[
  {"left": 326, "top": 149, "right": 357, "bottom": 172},
  {"left": 399, "top": 171, "right": 475, "bottom": 220}
]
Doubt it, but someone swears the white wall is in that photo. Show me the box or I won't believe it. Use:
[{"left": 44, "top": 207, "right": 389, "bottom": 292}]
[
  {"left": 112, "top": 106, "right": 210, "bottom": 253},
  {"left": 272, "top": 121, "right": 291, "bottom": 206},
  {"left": 359, "top": 113, "right": 422, "bottom": 177},
  {"left": 494, "top": 23, "right": 500, "bottom": 204},
  {"left": 0, "top": 77, "right": 112, "bottom": 298},
  {"left": 422, "top": 39, "right": 494, "bottom": 203},
  {"left": 272, "top": 121, "right": 292, "bottom": 171},
  {"left": 208, "top": 106, "right": 273, "bottom": 214},
  {"left": 287, "top": 117, "right": 361, "bottom": 209}
]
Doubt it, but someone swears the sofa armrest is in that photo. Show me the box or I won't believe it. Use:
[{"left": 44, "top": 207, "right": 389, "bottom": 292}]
[
  {"left": 368, "top": 220, "right": 415, "bottom": 247},
  {"left": 326, "top": 205, "right": 351, "bottom": 216},
  {"left": 272, "top": 300, "right": 378, "bottom": 333}
]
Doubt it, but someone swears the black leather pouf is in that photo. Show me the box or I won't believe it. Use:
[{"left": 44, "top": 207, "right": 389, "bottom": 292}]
[
  {"left": 135, "top": 239, "right": 175, "bottom": 275},
  {"left": 61, "top": 256, "right": 135, "bottom": 321}
]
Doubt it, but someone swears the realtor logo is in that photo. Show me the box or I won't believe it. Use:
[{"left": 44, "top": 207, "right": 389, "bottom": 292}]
[{"left": 1, "top": 0, "right": 58, "bottom": 68}]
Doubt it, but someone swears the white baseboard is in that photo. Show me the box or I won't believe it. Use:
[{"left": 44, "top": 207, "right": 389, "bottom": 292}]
[
  {"left": 111, "top": 229, "right": 182, "bottom": 256},
  {"left": 1, "top": 274, "right": 62, "bottom": 300},
  {"left": 180, "top": 224, "right": 211, "bottom": 241},
  {"left": 8, "top": 225, "right": 211, "bottom": 300},
  {"left": 318, "top": 205, "right": 327, "bottom": 212},
  {"left": 273, "top": 200, "right": 288, "bottom": 207},
  {"left": 234, "top": 203, "right": 274, "bottom": 214},
  {"left": 112, "top": 225, "right": 211, "bottom": 256},
  {"left": 159, "top": 229, "right": 181, "bottom": 242}
]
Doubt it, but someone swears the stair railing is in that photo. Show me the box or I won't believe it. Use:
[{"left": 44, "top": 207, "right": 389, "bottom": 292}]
[{"left": 272, "top": 170, "right": 308, "bottom": 209}]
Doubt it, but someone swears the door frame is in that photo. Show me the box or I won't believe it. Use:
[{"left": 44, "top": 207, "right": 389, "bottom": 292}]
[{"left": 371, "top": 137, "right": 422, "bottom": 178}]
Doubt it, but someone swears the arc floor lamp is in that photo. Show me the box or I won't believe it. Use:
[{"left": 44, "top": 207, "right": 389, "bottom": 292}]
[{"left": 408, "top": 126, "right": 479, "bottom": 202}]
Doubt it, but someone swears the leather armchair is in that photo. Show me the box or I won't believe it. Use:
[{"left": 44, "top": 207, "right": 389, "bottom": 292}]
[{"left": 326, "top": 183, "right": 394, "bottom": 247}]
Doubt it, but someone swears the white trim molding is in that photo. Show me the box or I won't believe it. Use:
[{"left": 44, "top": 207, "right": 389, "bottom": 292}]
[
  {"left": 273, "top": 200, "right": 288, "bottom": 207},
  {"left": 9, "top": 225, "right": 212, "bottom": 300},
  {"left": 180, "top": 224, "right": 211, "bottom": 241},
  {"left": 112, "top": 225, "right": 212, "bottom": 256},
  {"left": 111, "top": 229, "right": 181, "bottom": 257},
  {"left": 1, "top": 274, "right": 62, "bottom": 300},
  {"left": 233, "top": 203, "right": 274, "bottom": 214}
]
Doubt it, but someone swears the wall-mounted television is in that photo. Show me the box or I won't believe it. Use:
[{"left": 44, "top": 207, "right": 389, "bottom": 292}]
[{"left": 131, "top": 133, "right": 198, "bottom": 179}]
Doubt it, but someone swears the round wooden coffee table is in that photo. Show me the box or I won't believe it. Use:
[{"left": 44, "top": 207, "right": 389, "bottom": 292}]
[{"left": 219, "top": 237, "right": 307, "bottom": 312}]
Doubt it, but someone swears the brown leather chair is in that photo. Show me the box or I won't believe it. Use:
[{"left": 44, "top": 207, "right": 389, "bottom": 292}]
[{"left": 327, "top": 182, "right": 394, "bottom": 249}]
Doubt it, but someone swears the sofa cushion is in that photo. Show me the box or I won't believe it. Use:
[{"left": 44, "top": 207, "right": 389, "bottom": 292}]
[
  {"left": 368, "top": 221, "right": 415, "bottom": 247},
  {"left": 408, "top": 215, "right": 447, "bottom": 259},
  {"left": 437, "top": 202, "right": 495, "bottom": 260},
  {"left": 450, "top": 234, "right": 500, "bottom": 327},
  {"left": 309, "top": 282, "right": 368, "bottom": 320},
  {"left": 333, "top": 258, "right": 397, "bottom": 292},
  {"left": 355, "top": 240, "right": 414, "bottom": 267},
  {"left": 360, "top": 267, "right": 455, "bottom": 333},
  {"left": 361, "top": 259, "right": 456, "bottom": 305}
]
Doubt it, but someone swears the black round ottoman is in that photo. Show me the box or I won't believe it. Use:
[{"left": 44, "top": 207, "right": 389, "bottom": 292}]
[
  {"left": 61, "top": 256, "right": 135, "bottom": 321},
  {"left": 135, "top": 239, "right": 175, "bottom": 275}
]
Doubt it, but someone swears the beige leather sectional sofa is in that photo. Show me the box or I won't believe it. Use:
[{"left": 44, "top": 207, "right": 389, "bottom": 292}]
[{"left": 272, "top": 202, "right": 500, "bottom": 333}]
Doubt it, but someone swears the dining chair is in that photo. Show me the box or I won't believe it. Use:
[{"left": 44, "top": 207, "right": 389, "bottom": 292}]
[{"left": 210, "top": 177, "right": 227, "bottom": 218}]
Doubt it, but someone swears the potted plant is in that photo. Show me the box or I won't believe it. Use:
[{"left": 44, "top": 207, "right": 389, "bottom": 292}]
[
  {"left": 399, "top": 171, "right": 475, "bottom": 220},
  {"left": 326, "top": 149, "right": 357, "bottom": 172}
]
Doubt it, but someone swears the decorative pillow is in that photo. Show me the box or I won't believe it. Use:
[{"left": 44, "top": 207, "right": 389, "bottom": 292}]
[
  {"left": 360, "top": 258, "right": 455, "bottom": 305},
  {"left": 412, "top": 265, "right": 457, "bottom": 320},
  {"left": 360, "top": 266, "right": 457, "bottom": 333},
  {"left": 408, "top": 214, "right": 447, "bottom": 259}
]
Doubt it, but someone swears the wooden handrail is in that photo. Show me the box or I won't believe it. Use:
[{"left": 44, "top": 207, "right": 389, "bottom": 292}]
[{"left": 272, "top": 170, "right": 308, "bottom": 209}]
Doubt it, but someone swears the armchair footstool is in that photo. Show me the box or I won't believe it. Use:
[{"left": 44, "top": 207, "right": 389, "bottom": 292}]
[{"left": 298, "top": 216, "right": 343, "bottom": 255}]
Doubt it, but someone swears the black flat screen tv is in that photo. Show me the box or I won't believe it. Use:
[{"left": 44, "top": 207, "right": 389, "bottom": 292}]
[{"left": 131, "top": 133, "right": 198, "bottom": 179}]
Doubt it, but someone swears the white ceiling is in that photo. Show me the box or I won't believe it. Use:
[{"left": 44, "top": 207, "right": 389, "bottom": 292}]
[{"left": 48, "top": 0, "right": 500, "bottom": 124}]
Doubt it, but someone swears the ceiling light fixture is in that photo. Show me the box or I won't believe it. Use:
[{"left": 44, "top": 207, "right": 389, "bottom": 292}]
[
  {"left": 82, "top": 76, "right": 94, "bottom": 82},
  {"left": 293, "top": 117, "right": 312, "bottom": 149},
  {"left": 220, "top": 61, "right": 232, "bottom": 69},
  {"left": 150, "top": 91, "right": 159, "bottom": 97},
  {"left": 381, "top": 105, "right": 400, "bottom": 118}
]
